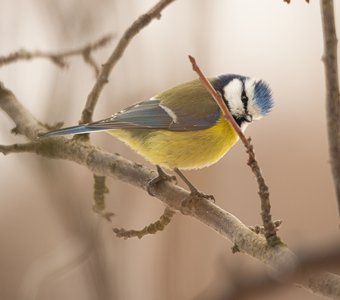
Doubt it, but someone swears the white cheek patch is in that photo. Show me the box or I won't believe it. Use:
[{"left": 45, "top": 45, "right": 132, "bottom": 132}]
[
  {"left": 223, "top": 79, "right": 243, "bottom": 116},
  {"left": 244, "top": 78, "right": 262, "bottom": 120},
  {"left": 244, "top": 78, "right": 256, "bottom": 100}
]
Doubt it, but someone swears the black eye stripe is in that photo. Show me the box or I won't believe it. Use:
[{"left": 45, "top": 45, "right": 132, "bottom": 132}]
[{"left": 241, "top": 90, "right": 248, "bottom": 111}]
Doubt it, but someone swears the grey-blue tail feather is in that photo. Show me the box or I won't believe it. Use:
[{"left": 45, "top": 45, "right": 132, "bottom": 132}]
[{"left": 39, "top": 125, "right": 106, "bottom": 138}]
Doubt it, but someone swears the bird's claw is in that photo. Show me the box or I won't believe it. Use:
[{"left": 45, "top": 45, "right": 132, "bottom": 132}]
[{"left": 147, "top": 165, "right": 177, "bottom": 196}]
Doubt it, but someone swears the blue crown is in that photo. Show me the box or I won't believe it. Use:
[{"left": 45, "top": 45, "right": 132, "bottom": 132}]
[{"left": 254, "top": 80, "right": 274, "bottom": 116}]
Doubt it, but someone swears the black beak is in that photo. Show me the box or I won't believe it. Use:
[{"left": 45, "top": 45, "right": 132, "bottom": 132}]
[{"left": 245, "top": 114, "right": 253, "bottom": 122}]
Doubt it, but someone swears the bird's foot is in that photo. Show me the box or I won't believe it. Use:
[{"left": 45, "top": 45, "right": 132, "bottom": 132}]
[
  {"left": 147, "top": 165, "right": 177, "bottom": 196},
  {"left": 173, "top": 168, "right": 215, "bottom": 214},
  {"left": 174, "top": 168, "right": 215, "bottom": 202}
]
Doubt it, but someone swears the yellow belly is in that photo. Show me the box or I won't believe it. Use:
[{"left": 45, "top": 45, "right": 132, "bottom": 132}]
[{"left": 108, "top": 116, "right": 238, "bottom": 170}]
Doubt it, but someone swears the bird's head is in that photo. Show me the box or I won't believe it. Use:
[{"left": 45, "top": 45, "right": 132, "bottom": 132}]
[{"left": 212, "top": 74, "right": 274, "bottom": 129}]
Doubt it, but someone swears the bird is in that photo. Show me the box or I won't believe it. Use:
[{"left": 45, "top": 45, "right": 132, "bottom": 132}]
[{"left": 39, "top": 74, "right": 273, "bottom": 198}]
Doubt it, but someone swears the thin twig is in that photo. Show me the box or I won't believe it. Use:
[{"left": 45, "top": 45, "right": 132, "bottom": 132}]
[
  {"left": 320, "top": 0, "right": 340, "bottom": 216},
  {"left": 79, "top": 0, "right": 176, "bottom": 124},
  {"left": 83, "top": 50, "right": 101, "bottom": 78},
  {"left": 113, "top": 206, "right": 176, "bottom": 239},
  {"left": 188, "top": 56, "right": 247, "bottom": 145},
  {"left": 92, "top": 174, "right": 113, "bottom": 221},
  {"left": 249, "top": 220, "right": 283, "bottom": 235},
  {"left": 0, "top": 34, "right": 113, "bottom": 76},
  {"left": 93, "top": 174, "right": 109, "bottom": 211},
  {"left": 188, "top": 55, "right": 281, "bottom": 247}
]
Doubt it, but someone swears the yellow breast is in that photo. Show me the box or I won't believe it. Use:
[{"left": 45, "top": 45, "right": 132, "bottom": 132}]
[{"left": 108, "top": 116, "right": 238, "bottom": 170}]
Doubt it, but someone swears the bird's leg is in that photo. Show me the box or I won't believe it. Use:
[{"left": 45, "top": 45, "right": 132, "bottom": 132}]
[
  {"left": 174, "top": 168, "right": 215, "bottom": 203},
  {"left": 147, "top": 165, "right": 177, "bottom": 196}
]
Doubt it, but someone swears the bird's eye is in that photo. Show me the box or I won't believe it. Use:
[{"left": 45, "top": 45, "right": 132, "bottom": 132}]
[{"left": 241, "top": 90, "right": 248, "bottom": 104}]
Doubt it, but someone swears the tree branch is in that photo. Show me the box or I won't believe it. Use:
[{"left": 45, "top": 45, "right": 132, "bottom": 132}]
[
  {"left": 320, "top": 0, "right": 340, "bottom": 216},
  {"left": 0, "top": 142, "right": 39, "bottom": 155},
  {"left": 113, "top": 206, "right": 176, "bottom": 239},
  {"left": 79, "top": 0, "right": 176, "bottom": 124},
  {"left": 199, "top": 241, "right": 340, "bottom": 300},
  {"left": 92, "top": 174, "right": 114, "bottom": 221},
  {"left": 0, "top": 34, "right": 113, "bottom": 76},
  {"left": 0, "top": 82, "right": 44, "bottom": 139}
]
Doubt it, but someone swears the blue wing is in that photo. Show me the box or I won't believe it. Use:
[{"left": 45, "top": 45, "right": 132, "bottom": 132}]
[{"left": 40, "top": 99, "right": 220, "bottom": 137}]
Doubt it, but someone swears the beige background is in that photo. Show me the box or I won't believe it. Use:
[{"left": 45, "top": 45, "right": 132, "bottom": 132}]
[{"left": 0, "top": 0, "right": 339, "bottom": 299}]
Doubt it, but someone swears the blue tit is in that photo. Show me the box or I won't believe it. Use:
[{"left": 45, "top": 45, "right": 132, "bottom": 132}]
[{"left": 40, "top": 74, "right": 273, "bottom": 195}]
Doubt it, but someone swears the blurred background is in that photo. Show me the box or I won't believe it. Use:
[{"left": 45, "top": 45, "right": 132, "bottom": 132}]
[{"left": 0, "top": 0, "right": 339, "bottom": 299}]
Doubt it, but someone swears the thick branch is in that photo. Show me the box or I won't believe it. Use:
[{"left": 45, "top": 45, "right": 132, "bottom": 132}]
[
  {"left": 0, "top": 142, "right": 294, "bottom": 271},
  {"left": 0, "top": 142, "right": 38, "bottom": 155},
  {"left": 303, "top": 273, "right": 340, "bottom": 299},
  {"left": 320, "top": 0, "right": 340, "bottom": 216},
  {"left": 0, "top": 82, "right": 44, "bottom": 139},
  {"left": 80, "top": 0, "right": 176, "bottom": 124},
  {"left": 202, "top": 246, "right": 340, "bottom": 300}
]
